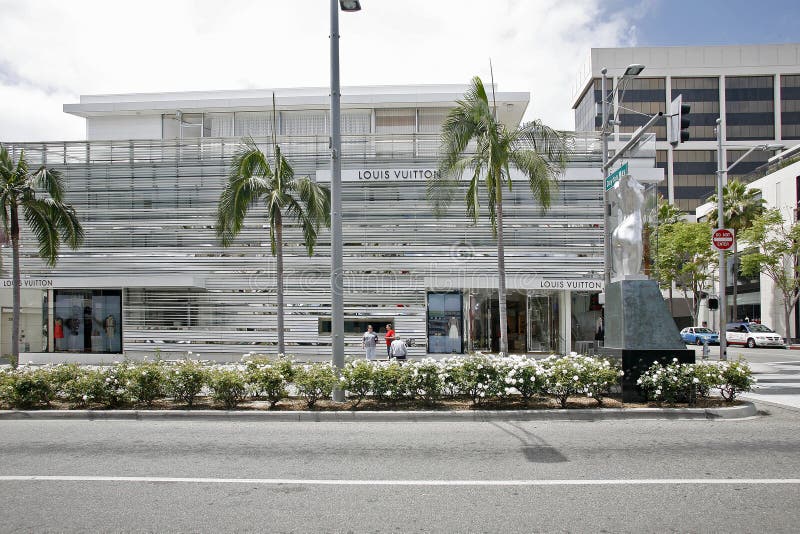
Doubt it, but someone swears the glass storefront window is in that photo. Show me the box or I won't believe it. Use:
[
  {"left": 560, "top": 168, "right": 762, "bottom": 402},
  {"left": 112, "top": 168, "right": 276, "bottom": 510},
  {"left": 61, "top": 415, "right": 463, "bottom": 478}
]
[
  {"left": 427, "top": 293, "right": 462, "bottom": 354},
  {"left": 53, "top": 290, "right": 122, "bottom": 354}
]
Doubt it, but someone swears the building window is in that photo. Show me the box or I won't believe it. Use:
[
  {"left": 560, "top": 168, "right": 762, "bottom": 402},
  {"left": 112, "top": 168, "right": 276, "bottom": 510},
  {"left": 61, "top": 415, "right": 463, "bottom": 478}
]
[
  {"left": 619, "top": 78, "right": 667, "bottom": 141},
  {"left": 234, "top": 112, "right": 275, "bottom": 138},
  {"left": 427, "top": 292, "right": 462, "bottom": 354},
  {"left": 671, "top": 150, "right": 717, "bottom": 212},
  {"left": 281, "top": 110, "right": 329, "bottom": 136},
  {"left": 781, "top": 74, "right": 800, "bottom": 140},
  {"left": 54, "top": 290, "right": 122, "bottom": 354},
  {"left": 725, "top": 76, "right": 774, "bottom": 140},
  {"left": 574, "top": 79, "right": 602, "bottom": 133},
  {"left": 671, "top": 77, "right": 719, "bottom": 141},
  {"left": 375, "top": 108, "right": 415, "bottom": 134},
  {"left": 318, "top": 317, "right": 394, "bottom": 336}
]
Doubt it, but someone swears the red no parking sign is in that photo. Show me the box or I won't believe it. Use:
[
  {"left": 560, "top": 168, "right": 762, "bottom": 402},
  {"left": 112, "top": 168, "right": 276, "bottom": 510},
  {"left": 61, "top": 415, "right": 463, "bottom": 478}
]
[{"left": 712, "top": 228, "right": 734, "bottom": 251}]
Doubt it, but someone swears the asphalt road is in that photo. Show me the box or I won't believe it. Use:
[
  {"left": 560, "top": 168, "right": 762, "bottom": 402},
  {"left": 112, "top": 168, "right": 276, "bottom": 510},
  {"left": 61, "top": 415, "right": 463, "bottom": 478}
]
[{"left": 1, "top": 404, "right": 799, "bottom": 533}]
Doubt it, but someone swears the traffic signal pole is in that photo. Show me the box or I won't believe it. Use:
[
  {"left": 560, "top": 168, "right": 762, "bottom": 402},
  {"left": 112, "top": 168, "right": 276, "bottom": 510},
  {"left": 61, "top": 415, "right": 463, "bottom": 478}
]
[{"left": 715, "top": 118, "right": 728, "bottom": 361}]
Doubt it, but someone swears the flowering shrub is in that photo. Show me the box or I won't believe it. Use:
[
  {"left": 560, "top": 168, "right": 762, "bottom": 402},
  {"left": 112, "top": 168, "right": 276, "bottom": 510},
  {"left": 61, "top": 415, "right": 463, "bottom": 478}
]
[
  {"left": 450, "top": 354, "right": 501, "bottom": 405},
  {"left": 692, "top": 362, "right": 725, "bottom": 399},
  {"left": 166, "top": 360, "right": 208, "bottom": 408},
  {"left": 294, "top": 363, "right": 338, "bottom": 409},
  {"left": 207, "top": 368, "right": 246, "bottom": 409},
  {"left": 584, "top": 357, "right": 623, "bottom": 406},
  {"left": 718, "top": 360, "right": 755, "bottom": 402},
  {"left": 405, "top": 359, "right": 444, "bottom": 404},
  {"left": 123, "top": 360, "right": 166, "bottom": 407},
  {"left": 244, "top": 359, "right": 290, "bottom": 408},
  {"left": 542, "top": 354, "right": 592, "bottom": 408},
  {"left": 370, "top": 361, "right": 409, "bottom": 404},
  {"left": 63, "top": 368, "right": 113, "bottom": 408},
  {"left": 0, "top": 368, "right": 52, "bottom": 408},
  {"left": 501, "top": 356, "right": 547, "bottom": 405},
  {"left": 340, "top": 359, "right": 376, "bottom": 407},
  {"left": 0, "top": 354, "right": 750, "bottom": 411},
  {"left": 636, "top": 359, "right": 696, "bottom": 405}
]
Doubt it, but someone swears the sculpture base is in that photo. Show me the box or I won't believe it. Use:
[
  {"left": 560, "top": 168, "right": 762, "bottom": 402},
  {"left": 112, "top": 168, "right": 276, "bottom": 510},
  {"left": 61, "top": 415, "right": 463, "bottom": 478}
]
[
  {"left": 600, "top": 348, "right": 695, "bottom": 402},
  {"left": 600, "top": 279, "right": 694, "bottom": 402}
]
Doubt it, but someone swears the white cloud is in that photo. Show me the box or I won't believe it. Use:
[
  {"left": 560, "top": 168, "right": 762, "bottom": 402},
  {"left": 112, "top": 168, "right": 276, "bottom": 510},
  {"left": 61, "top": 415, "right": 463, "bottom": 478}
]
[{"left": 0, "top": 0, "right": 637, "bottom": 141}]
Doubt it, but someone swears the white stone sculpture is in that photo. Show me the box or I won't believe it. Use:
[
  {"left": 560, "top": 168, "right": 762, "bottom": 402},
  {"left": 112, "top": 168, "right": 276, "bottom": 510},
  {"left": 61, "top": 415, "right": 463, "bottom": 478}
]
[{"left": 611, "top": 173, "right": 645, "bottom": 280}]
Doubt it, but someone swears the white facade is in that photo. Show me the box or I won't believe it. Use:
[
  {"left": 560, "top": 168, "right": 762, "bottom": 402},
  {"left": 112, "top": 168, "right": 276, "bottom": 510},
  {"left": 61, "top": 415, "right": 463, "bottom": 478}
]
[
  {"left": 696, "top": 148, "right": 800, "bottom": 339},
  {"left": 0, "top": 84, "right": 664, "bottom": 363}
]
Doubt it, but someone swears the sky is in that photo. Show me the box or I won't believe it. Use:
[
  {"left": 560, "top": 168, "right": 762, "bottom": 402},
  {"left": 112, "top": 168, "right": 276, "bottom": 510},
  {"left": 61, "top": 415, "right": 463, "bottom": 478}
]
[{"left": 0, "top": 0, "right": 798, "bottom": 142}]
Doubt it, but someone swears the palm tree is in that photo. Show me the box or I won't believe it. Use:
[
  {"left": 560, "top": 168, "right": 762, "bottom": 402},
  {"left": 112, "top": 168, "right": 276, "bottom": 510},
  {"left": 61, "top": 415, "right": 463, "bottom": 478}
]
[
  {"left": 429, "top": 76, "right": 570, "bottom": 355},
  {"left": 707, "top": 179, "right": 765, "bottom": 321},
  {"left": 0, "top": 145, "right": 84, "bottom": 367},
  {"left": 216, "top": 138, "right": 330, "bottom": 355}
]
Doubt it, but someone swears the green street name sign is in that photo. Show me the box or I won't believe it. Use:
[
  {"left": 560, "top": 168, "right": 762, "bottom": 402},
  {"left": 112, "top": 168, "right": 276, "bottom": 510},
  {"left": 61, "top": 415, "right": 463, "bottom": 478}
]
[{"left": 605, "top": 162, "right": 628, "bottom": 191}]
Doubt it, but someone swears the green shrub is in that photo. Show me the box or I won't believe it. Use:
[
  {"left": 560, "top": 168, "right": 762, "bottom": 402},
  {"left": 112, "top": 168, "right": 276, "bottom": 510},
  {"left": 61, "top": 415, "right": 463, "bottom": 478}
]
[
  {"left": 718, "top": 360, "right": 755, "bottom": 402},
  {"left": 340, "top": 359, "right": 376, "bottom": 407},
  {"left": 207, "top": 368, "right": 247, "bottom": 409},
  {"left": 294, "top": 363, "right": 337, "bottom": 409},
  {"left": 584, "top": 357, "right": 622, "bottom": 406},
  {"left": 636, "top": 359, "right": 695, "bottom": 405},
  {"left": 370, "top": 361, "right": 409, "bottom": 404},
  {"left": 405, "top": 359, "right": 444, "bottom": 404},
  {"left": 63, "top": 368, "right": 111, "bottom": 408},
  {"left": 542, "top": 354, "right": 592, "bottom": 408},
  {"left": 48, "top": 363, "right": 83, "bottom": 397},
  {"left": 124, "top": 360, "right": 166, "bottom": 407},
  {"left": 450, "top": 354, "right": 501, "bottom": 405},
  {"left": 501, "top": 356, "right": 547, "bottom": 405},
  {"left": 0, "top": 368, "right": 52, "bottom": 408},
  {"left": 166, "top": 360, "right": 208, "bottom": 408},
  {"left": 245, "top": 360, "right": 289, "bottom": 408},
  {"left": 692, "top": 363, "right": 724, "bottom": 399}
]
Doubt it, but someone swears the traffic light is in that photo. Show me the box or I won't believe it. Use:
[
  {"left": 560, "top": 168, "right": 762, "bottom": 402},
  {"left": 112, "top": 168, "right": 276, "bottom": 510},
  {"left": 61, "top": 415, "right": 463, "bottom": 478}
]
[
  {"left": 707, "top": 296, "right": 719, "bottom": 311},
  {"left": 668, "top": 95, "right": 691, "bottom": 146}
]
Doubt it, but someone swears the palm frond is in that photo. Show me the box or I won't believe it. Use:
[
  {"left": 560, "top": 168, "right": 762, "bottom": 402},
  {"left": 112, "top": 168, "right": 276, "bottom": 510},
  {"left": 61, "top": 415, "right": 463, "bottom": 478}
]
[
  {"left": 32, "top": 166, "right": 65, "bottom": 203},
  {"left": 22, "top": 198, "right": 60, "bottom": 266}
]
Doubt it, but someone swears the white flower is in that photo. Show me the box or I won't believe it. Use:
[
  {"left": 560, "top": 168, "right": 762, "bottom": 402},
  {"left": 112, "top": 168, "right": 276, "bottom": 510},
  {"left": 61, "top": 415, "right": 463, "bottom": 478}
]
[
  {"left": 82, "top": 394, "right": 88, "bottom": 401},
  {"left": 573, "top": 375, "right": 579, "bottom": 381}
]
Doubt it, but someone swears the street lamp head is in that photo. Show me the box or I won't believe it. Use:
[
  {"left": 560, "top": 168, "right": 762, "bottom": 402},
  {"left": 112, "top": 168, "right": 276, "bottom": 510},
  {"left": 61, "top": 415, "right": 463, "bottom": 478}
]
[
  {"left": 623, "top": 64, "right": 645, "bottom": 76},
  {"left": 339, "top": 0, "right": 361, "bottom": 11},
  {"left": 763, "top": 144, "right": 786, "bottom": 151}
]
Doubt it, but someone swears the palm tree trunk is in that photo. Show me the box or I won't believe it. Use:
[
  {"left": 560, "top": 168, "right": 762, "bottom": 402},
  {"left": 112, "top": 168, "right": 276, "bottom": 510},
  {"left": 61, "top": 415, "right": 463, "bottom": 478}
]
[
  {"left": 10, "top": 203, "right": 21, "bottom": 368},
  {"left": 275, "top": 211, "right": 286, "bottom": 356},
  {"left": 495, "top": 178, "right": 508, "bottom": 356},
  {"left": 732, "top": 241, "right": 738, "bottom": 321}
]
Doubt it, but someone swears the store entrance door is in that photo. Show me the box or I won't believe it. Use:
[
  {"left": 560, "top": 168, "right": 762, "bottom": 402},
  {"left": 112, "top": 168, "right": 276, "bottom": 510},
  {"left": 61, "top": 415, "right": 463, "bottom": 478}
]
[{"left": 468, "top": 291, "right": 527, "bottom": 353}]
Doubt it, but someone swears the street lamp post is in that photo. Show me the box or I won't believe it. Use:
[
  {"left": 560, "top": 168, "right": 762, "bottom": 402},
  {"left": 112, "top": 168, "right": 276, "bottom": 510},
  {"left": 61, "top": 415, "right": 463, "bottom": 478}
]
[
  {"left": 714, "top": 116, "right": 783, "bottom": 361},
  {"left": 330, "top": 0, "right": 360, "bottom": 401}
]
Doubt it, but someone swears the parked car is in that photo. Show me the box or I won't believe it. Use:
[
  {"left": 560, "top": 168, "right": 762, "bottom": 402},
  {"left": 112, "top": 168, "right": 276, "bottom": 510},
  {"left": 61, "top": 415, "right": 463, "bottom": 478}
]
[
  {"left": 725, "top": 322, "right": 785, "bottom": 348},
  {"left": 680, "top": 327, "right": 720, "bottom": 345}
]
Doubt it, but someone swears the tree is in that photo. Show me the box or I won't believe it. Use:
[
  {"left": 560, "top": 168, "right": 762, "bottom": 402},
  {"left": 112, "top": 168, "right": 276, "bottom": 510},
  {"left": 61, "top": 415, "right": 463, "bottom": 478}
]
[
  {"left": 655, "top": 220, "right": 716, "bottom": 326},
  {"left": 216, "top": 138, "right": 330, "bottom": 355},
  {"left": 707, "top": 179, "right": 765, "bottom": 320},
  {"left": 740, "top": 209, "right": 800, "bottom": 341},
  {"left": 429, "top": 76, "right": 570, "bottom": 355},
  {"left": 0, "top": 146, "right": 84, "bottom": 367}
]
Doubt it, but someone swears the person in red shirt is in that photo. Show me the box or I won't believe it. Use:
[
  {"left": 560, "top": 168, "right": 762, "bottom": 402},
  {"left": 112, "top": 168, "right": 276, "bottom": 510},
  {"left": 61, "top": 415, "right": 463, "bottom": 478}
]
[{"left": 385, "top": 323, "right": 395, "bottom": 358}]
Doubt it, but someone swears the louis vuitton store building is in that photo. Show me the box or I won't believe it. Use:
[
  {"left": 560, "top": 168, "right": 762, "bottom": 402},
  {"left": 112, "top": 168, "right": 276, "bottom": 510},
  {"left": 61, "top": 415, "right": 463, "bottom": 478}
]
[{"left": 0, "top": 85, "right": 662, "bottom": 362}]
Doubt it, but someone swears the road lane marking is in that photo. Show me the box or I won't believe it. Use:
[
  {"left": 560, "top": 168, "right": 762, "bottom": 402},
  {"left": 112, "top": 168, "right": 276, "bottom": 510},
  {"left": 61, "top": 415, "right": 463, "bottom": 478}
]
[{"left": 1, "top": 476, "right": 799, "bottom": 486}]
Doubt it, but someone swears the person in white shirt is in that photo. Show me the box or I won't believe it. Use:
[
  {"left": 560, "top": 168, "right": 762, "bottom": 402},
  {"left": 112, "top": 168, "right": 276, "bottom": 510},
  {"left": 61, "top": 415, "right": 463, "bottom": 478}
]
[
  {"left": 389, "top": 337, "right": 408, "bottom": 360},
  {"left": 362, "top": 324, "right": 379, "bottom": 360}
]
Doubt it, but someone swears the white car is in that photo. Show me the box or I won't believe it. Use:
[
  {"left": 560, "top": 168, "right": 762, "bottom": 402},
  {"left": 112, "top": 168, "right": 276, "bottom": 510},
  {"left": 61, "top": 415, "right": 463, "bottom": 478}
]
[{"left": 725, "top": 322, "right": 785, "bottom": 348}]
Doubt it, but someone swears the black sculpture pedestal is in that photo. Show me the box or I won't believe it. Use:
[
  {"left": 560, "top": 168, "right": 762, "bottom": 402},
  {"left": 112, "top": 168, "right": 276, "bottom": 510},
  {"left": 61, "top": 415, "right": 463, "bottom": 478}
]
[{"left": 600, "top": 278, "right": 695, "bottom": 402}]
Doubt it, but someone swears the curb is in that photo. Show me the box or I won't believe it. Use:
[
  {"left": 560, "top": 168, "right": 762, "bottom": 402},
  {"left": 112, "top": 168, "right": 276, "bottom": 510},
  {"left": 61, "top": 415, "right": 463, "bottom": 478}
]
[{"left": 0, "top": 402, "right": 757, "bottom": 422}]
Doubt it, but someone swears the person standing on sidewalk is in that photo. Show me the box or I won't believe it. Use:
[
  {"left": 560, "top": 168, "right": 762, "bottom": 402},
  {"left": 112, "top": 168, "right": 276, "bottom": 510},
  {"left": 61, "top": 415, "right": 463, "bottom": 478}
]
[
  {"left": 362, "top": 324, "right": 379, "bottom": 361},
  {"left": 385, "top": 323, "right": 395, "bottom": 358}
]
